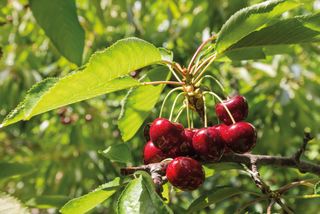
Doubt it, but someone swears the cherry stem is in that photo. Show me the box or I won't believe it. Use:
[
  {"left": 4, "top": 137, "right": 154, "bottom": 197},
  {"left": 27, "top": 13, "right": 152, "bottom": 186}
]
[
  {"left": 142, "top": 81, "right": 184, "bottom": 86},
  {"left": 186, "top": 98, "right": 191, "bottom": 128},
  {"left": 187, "top": 35, "right": 217, "bottom": 73},
  {"left": 203, "top": 95, "right": 208, "bottom": 127},
  {"left": 174, "top": 105, "right": 186, "bottom": 122},
  {"left": 169, "top": 92, "right": 184, "bottom": 121},
  {"left": 203, "top": 91, "right": 236, "bottom": 124},
  {"left": 193, "top": 53, "right": 217, "bottom": 83},
  {"left": 191, "top": 109, "right": 194, "bottom": 128},
  {"left": 161, "top": 60, "right": 185, "bottom": 79},
  {"left": 159, "top": 87, "right": 183, "bottom": 118},
  {"left": 198, "top": 75, "right": 226, "bottom": 95}
]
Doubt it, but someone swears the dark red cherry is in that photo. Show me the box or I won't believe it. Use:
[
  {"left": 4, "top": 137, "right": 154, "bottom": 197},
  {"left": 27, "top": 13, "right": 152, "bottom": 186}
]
[
  {"left": 143, "top": 141, "right": 167, "bottom": 164},
  {"left": 215, "top": 95, "right": 248, "bottom": 125},
  {"left": 192, "top": 128, "right": 224, "bottom": 161},
  {"left": 220, "top": 122, "right": 257, "bottom": 154},
  {"left": 210, "top": 124, "right": 232, "bottom": 154},
  {"left": 166, "top": 157, "right": 205, "bottom": 191},
  {"left": 149, "top": 118, "right": 184, "bottom": 151}
]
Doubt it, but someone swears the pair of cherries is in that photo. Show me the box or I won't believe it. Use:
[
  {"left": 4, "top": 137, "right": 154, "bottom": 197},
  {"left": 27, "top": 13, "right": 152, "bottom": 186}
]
[{"left": 143, "top": 95, "right": 257, "bottom": 191}]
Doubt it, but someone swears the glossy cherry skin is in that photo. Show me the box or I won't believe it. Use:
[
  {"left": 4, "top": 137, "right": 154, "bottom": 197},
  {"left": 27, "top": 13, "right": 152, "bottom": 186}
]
[
  {"left": 143, "top": 141, "right": 167, "bottom": 164},
  {"left": 220, "top": 122, "right": 257, "bottom": 154},
  {"left": 149, "top": 118, "right": 184, "bottom": 151},
  {"left": 215, "top": 95, "right": 248, "bottom": 125},
  {"left": 211, "top": 124, "right": 232, "bottom": 154},
  {"left": 166, "top": 157, "right": 205, "bottom": 191},
  {"left": 192, "top": 128, "right": 224, "bottom": 161}
]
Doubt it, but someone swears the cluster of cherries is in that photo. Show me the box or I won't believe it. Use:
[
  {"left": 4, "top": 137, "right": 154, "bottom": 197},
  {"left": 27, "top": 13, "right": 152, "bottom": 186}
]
[{"left": 143, "top": 95, "right": 257, "bottom": 191}]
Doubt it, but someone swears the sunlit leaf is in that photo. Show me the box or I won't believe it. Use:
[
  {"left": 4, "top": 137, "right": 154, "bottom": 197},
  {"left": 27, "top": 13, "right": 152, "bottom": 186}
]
[
  {"left": 60, "top": 178, "right": 120, "bottom": 214},
  {"left": 1, "top": 38, "right": 162, "bottom": 128},
  {"left": 117, "top": 172, "right": 173, "bottom": 214}
]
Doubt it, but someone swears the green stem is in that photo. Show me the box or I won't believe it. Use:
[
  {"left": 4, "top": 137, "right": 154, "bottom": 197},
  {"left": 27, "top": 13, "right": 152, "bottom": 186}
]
[
  {"left": 169, "top": 92, "right": 184, "bottom": 121},
  {"left": 159, "top": 87, "right": 183, "bottom": 118},
  {"left": 203, "top": 91, "right": 236, "bottom": 124},
  {"left": 186, "top": 98, "right": 191, "bottom": 128},
  {"left": 187, "top": 35, "right": 217, "bottom": 73},
  {"left": 203, "top": 95, "right": 208, "bottom": 127},
  {"left": 197, "top": 75, "right": 226, "bottom": 95},
  {"left": 174, "top": 105, "right": 186, "bottom": 122},
  {"left": 192, "top": 53, "right": 216, "bottom": 76},
  {"left": 191, "top": 110, "right": 194, "bottom": 128},
  {"left": 142, "top": 81, "right": 184, "bottom": 86}
]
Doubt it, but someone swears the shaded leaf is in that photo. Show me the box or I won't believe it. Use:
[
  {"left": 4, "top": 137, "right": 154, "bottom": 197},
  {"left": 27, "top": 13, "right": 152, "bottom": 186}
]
[
  {"left": 0, "top": 192, "right": 30, "bottom": 214},
  {"left": 216, "top": 0, "right": 299, "bottom": 54},
  {"left": 29, "top": 0, "right": 85, "bottom": 65},
  {"left": 100, "top": 144, "right": 132, "bottom": 163},
  {"left": 60, "top": 178, "right": 120, "bottom": 214},
  {"left": 0, "top": 162, "right": 35, "bottom": 180},
  {"left": 187, "top": 187, "right": 243, "bottom": 213},
  {"left": 314, "top": 181, "right": 320, "bottom": 194},
  {"left": 118, "top": 66, "right": 171, "bottom": 142},
  {"left": 1, "top": 38, "right": 162, "bottom": 128},
  {"left": 26, "top": 195, "right": 70, "bottom": 209}
]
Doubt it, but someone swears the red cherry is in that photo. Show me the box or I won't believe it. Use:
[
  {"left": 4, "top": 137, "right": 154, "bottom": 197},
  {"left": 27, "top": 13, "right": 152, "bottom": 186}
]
[
  {"left": 215, "top": 95, "right": 248, "bottom": 125},
  {"left": 149, "top": 118, "right": 184, "bottom": 151},
  {"left": 220, "top": 122, "right": 257, "bottom": 154},
  {"left": 192, "top": 128, "right": 224, "bottom": 161},
  {"left": 210, "top": 124, "right": 232, "bottom": 154},
  {"left": 143, "top": 141, "right": 167, "bottom": 164},
  {"left": 166, "top": 157, "right": 205, "bottom": 191}
]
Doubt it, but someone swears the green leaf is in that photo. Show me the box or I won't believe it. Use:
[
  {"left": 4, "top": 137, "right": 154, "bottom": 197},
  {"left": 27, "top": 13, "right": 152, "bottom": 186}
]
[
  {"left": 117, "top": 172, "right": 173, "bottom": 214},
  {"left": 100, "top": 143, "right": 132, "bottom": 163},
  {"left": 118, "top": 66, "right": 171, "bottom": 142},
  {"left": 26, "top": 195, "right": 70, "bottom": 209},
  {"left": 60, "top": 178, "right": 120, "bottom": 214},
  {"left": 29, "top": 0, "right": 85, "bottom": 65},
  {"left": 0, "top": 162, "right": 35, "bottom": 180},
  {"left": 314, "top": 181, "right": 320, "bottom": 194},
  {"left": 216, "top": 0, "right": 299, "bottom": 55},
  {"left": 0, "top": 192, "right": 30, "bottom": 214},
  {"left": 220, "top": 13, "right": 320, "bottom": 61},
  {"left": 1, "top": 38, "right": 162, "bottom": 128},
  {"left": 205, "top": 162, "right": 243, "bottom": 171},
  {"left": 187, "top": 187, "right": 243, "bottom": 213}
]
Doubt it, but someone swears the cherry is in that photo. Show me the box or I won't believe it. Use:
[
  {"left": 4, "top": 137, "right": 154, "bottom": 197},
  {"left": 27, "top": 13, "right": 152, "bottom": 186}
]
[
  {"left": 143, "top": 141, "right": 167, "bottom": 164},
  {"left": 166, "top": 157, "right": 205, "bottom": 191},
  {"left": 220, "top": 122, "right": 257, "bottom": 154},
  {"left": 149, "top": 118, "right": 184, "bottom": 151},
  {"left": 215, "top": 95, "right": 248, "bottom": 125},
  {"left": 192, "top": 128, "right": 224, "bottom": 161},
  {"left": 211, "top": 124, "right": 232, "bottom": 154}
]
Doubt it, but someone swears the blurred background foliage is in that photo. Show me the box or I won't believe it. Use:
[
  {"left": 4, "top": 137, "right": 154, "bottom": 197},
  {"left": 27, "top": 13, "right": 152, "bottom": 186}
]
[{"left": 0, "top": 0, "right": 319, "bottom": 213}]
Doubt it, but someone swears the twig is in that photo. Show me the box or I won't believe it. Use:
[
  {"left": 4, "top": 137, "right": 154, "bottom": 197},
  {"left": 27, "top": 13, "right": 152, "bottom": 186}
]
[
  {"left": 293, "top": 131, "right": 313, "bottom": 164},
  {"left": 266, "top": 200, "right": 275, "bottom": 214}
]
